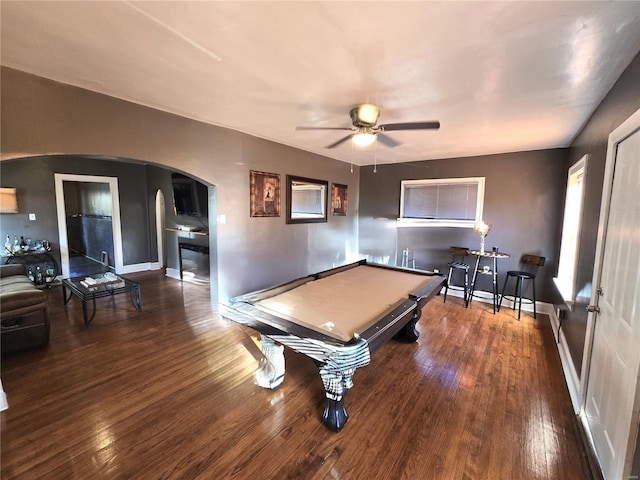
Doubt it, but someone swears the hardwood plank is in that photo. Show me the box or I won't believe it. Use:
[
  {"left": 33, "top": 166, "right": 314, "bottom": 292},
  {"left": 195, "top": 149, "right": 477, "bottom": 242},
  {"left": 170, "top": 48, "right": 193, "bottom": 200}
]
[{"left": 1, "top": 271, "right": 594, "bottom": 479}]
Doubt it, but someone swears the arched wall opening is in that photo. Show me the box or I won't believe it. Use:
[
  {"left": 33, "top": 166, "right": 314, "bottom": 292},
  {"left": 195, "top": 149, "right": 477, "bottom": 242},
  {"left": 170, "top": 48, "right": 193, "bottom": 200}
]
[{"left": 0, "top": 154, "right": 219, "bottom": 306}]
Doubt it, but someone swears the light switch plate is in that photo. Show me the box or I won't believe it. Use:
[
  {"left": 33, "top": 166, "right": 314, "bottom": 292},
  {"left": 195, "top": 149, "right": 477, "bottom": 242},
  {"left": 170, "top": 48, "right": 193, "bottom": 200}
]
[{"left": 29, "top": 213, "right": 36, "bottom": 221}]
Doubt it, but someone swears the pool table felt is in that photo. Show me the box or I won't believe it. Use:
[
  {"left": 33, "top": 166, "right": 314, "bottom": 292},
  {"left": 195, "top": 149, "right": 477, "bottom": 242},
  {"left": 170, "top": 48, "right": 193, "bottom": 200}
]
[{"left": 255, "top": 265, "right": 437, "bottom": 342}]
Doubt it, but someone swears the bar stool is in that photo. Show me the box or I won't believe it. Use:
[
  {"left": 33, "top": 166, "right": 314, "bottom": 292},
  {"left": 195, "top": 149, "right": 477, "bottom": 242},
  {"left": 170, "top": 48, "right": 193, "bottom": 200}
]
[
  {"left": 498, "top": 254, "right": 545, "bottom": 320},
  {"left": 443, "top": 246, "right": 470, "bottom": 307}
]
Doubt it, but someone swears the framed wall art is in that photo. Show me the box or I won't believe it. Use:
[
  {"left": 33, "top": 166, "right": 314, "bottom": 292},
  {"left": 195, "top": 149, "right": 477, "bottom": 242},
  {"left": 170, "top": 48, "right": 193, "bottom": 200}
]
[
  {"left": 331, "top": 183, "right": 348, "bottom": 216},
  {"left": 250, "top": 170, "right": 281, "bottom": 217}
]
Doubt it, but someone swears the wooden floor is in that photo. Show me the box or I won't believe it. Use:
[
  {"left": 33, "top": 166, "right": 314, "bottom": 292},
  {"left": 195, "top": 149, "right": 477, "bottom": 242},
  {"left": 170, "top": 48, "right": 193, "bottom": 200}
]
[{"left": 1, "top": 271, "right": 594, "bottom": 479}]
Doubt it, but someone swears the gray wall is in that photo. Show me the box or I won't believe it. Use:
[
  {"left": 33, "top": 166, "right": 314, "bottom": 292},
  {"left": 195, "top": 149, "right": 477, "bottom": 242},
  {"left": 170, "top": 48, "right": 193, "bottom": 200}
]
[
  {"left": 0, "top": 67, "right": 360, "bottom": 303},
  {"left": 1, "top": 156, "right": 60, "bottom": 259},
  {"left": 561, "top": 53, "right": 640, "bottom": 378},
  {"left": 359, "top": 149, "right": 567, "bottom": 303},
  {"left": 1, "top": 156, "right": 151, "bottom": 267},
  {"left": 562, "top": 53, "right": 640, "bottom": 478}
]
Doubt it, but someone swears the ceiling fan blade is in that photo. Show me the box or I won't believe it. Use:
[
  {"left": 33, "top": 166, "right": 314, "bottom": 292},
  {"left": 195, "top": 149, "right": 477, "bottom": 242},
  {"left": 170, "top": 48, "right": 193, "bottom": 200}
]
[
  {"left": 376, "top": 133, "right": 401, "bottom": 148},
  {"left": 326, "top": 134, "right": 353, "bottom": 149},
  {"left": 296, "top": 126, "right": 353, "bottom": 131},
  {"left": 380, "top": 121, "right": 440, "bottom": 131}
]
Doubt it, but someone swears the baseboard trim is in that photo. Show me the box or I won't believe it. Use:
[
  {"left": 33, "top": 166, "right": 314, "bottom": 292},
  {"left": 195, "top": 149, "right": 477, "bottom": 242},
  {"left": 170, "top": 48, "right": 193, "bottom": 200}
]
[
  {"left": 446, "top": 288, "right": 546, "bottom": 314},
  {"left": 547, "top": 307, "right": 582, "bottom": 413},
  {"left": 118, "top": 262, "right": 163, "bottom": 274},
  {"left": 579, "top": 413, "right": 606, "bottom": 480},
  {"left": 0, "top": 380, "right": 8, "bottom": 412},
  {"left": 166, "top": 268, "right": 181, "bottom": 280}
]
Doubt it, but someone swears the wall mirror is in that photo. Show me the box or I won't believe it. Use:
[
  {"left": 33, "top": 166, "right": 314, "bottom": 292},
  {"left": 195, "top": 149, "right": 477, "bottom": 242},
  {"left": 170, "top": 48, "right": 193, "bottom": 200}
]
[{"left": 286, "top": 175, "right": 328, "bottom": 224}]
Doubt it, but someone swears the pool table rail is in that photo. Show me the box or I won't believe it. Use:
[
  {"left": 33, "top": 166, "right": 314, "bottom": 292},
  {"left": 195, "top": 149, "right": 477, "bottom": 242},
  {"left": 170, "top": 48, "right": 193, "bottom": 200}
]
[
  {"left": 220, "top": 300, "right": 350, "bottom": 348},
  {"left": 229, "top": 260, "right": 374, "bottom": 305}
]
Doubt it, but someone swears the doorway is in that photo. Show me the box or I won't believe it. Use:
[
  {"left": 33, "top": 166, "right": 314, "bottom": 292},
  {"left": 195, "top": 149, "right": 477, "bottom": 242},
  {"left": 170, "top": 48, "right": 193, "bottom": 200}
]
[
  {"left": 54, "top": 173, "right": 124, "bottom": 278},
  {"left": 581, "top": 107, "right": 640, "bottom": 480},
  {"left": 155, "top": 189, "right": 166, "bottom": 270}
]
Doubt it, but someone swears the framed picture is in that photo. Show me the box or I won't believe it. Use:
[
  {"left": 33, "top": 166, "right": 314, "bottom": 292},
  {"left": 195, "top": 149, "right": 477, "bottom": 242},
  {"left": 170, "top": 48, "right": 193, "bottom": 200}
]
[
  {"left": 331, "top": 183, "right": 348, "bottom": 216},
  {"left": 250, "top": 170, "right": 281, "bottom": 217}
]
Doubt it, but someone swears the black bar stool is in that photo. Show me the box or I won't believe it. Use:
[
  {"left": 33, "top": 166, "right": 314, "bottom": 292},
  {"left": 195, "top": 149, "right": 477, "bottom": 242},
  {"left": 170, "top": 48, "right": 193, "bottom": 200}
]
[
  {"left": 443, "top": 246, "right": 470, "bottom": 307},
  {"left": 498, "top": 254, "right": 545, "bottom": 320}
]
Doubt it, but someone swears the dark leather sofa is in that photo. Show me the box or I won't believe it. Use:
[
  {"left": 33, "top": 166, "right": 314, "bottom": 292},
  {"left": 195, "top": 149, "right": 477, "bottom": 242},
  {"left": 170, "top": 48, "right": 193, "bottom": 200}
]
[{"left": 0, "top": 264, "right": 50, "bottom": 354}]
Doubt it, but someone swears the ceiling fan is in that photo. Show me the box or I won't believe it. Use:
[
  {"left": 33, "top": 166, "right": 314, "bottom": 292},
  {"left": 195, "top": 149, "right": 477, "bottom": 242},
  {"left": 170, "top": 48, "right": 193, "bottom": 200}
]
[{"left": 295, "top": 104, "right": 440, "bottom": 149}]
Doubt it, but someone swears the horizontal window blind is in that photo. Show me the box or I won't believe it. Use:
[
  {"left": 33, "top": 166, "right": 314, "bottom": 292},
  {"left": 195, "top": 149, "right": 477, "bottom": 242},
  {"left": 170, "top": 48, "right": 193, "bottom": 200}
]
[{"left": 403, "top": 182, "right": 479, "bottom": 221}]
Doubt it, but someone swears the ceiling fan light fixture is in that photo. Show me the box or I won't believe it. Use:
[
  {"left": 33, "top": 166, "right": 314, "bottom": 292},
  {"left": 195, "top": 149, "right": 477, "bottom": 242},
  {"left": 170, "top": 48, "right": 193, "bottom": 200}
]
[
  {"left": 355, "top": 104, "right": 380, "bottom": 125},
  {"left": 296, "top": 103, "right": 439, "bottom": 151},
  {"left": 352, "top": 131, "right": 376, "bottom": 147}
]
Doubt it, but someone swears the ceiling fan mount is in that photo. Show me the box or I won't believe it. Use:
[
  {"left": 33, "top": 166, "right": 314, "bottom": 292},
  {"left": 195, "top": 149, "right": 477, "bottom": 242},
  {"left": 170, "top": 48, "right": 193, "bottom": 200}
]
[
  {"left": 296, "top": 103, "right": 439, "bottom": 149},
  {"left": 349, "top": 104, "right": 380, "bottom": 128}
]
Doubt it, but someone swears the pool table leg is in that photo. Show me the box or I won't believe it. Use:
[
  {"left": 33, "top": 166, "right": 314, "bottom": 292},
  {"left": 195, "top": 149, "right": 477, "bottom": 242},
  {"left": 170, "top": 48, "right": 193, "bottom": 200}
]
[
  {"left": 255, "top": 336, "right": 285, "bottom": 389},
  {"left": 393, "top": 307, "right": 422, "bottom": 342},
  {"left": 316, "top": 338, "right": 371, "bottom": 431},
  {"left": 320, "top": 367, "right": 356, "bottom": 432}
]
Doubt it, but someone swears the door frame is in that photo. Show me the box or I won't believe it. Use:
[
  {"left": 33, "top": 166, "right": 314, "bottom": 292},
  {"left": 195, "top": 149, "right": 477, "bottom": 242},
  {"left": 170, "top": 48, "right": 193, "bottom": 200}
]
[
  {"left": 54, "top": 173, "right": 124, "bottom": 277},
  {"left": 155, "top": 189, "right": 166, "bottom": 270},
  {"left": 580, "top": 106, "right": 640, "bottom": 477}
]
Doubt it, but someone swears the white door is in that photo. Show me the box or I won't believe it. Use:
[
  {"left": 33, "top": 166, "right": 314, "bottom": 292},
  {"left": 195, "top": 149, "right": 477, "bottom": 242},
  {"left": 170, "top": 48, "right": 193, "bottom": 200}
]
[{"left": 583, "top": 108, "right": 640, "bottom": 480}]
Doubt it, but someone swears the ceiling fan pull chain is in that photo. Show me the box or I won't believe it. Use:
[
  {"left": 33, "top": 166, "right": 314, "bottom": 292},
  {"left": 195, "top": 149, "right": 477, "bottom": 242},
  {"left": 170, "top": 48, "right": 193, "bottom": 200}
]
[
  {"left": 350, "top": 141, "right": 354, "bottom": 173},
  {"left": 373, "top": 138, "right": 378, "bottom": 173}
]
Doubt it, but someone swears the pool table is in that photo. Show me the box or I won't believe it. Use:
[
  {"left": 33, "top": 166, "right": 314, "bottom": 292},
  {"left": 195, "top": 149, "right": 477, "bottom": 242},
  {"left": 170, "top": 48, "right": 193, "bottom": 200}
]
[{"left": 220, "top": 259, "right": 444, "bottom": 432}]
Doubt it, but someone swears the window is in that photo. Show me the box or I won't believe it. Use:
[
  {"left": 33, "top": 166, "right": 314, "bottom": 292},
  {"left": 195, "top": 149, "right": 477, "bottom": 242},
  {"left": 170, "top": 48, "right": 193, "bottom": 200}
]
[
  {"left": 554, "top": 155, "right": 587, "bottom": 307},
  {"left": 398, "top": 177, "right": 485, "bottom": 227}
]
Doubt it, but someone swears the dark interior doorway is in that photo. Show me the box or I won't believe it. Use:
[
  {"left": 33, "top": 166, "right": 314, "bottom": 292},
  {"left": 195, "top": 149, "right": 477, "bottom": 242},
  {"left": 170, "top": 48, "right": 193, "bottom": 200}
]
[{"left": 63, "top": 181, "right": 115, "bottom": 277}]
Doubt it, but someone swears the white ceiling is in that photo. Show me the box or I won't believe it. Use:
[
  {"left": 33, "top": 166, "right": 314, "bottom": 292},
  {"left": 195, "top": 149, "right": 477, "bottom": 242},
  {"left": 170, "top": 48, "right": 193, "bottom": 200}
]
[{"left": 2, "top": 1, "right": 640, "bottom": 166}]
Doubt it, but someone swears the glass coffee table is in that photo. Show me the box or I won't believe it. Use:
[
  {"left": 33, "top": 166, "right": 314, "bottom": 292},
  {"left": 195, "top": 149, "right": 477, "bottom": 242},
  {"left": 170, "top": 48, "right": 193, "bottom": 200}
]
[{"left": 62, "top": 273, "right": 141, "bottom": 327}]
